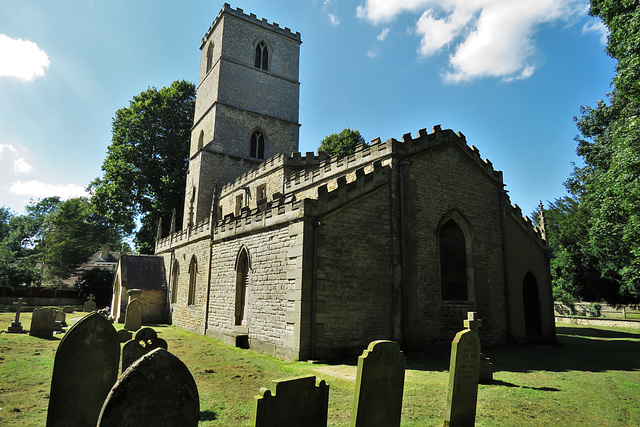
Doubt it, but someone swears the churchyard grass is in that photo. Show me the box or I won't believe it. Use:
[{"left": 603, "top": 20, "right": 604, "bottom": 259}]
[{"left": 1, "top": 310, "right": 638, "bottom": 426}]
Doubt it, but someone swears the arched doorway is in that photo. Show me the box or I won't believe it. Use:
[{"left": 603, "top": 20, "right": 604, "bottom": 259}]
[
  {"left": 235, "top": 249, "right": 249, "bottom": 326},
  {"left": 523, "top": 272, "right": 542, "bottom": 338}
]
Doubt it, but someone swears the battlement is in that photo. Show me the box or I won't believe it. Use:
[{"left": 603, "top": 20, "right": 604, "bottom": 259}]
[
  {"left": 202, "top": 3, "right": 302, "bottom": 48},
  {"left": 507, "top": 203, "right": 548, "bottom": 248}
]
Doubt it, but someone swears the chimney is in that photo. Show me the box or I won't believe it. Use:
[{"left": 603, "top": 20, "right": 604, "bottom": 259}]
[{"left": 101, "top": 244, "right": 110, "bottom": 259}]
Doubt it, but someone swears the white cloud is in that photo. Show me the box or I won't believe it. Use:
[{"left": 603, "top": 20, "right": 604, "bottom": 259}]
[
  {"left": 582, "top": 19, "right": 608, "bottom": 45},
  {"left": 328, "top": 13, "right": 340, "bottom": 25},
  {"left": 0, "top": 34, "right": 50, "bottom": 81},
  {"left": 0, "top": 144, "right": 33, "bottom": 174},
  {"left": 10, "top": 180, "right": 88, "bottom": 200},
  {"left": 357, "top": 0, "right": 586, "bottom": 82},
  {"left": 377, "top": 28, "right": 391, "bottom": 41}
]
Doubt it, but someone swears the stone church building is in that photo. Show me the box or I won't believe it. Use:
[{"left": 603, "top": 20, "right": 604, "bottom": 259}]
[{"left": 113, "top": 4, "right": 556, "bottom": 360}]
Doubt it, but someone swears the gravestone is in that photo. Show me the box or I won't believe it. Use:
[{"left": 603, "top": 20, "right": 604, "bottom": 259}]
[
  {"left": 121, "top": 327, "right": 168, "bottom": 372},
  {"left": 350, "top": 340, "right": 405, "bottom": 427},
  {"left": 54, "top": 309, "right": 67, "bottom": 327},
  {"left": 444, "top": 312, "right": 482, "bottom": 427},
  {"left": 117, "top": 329, "right": 133, "bottom": 343},
  {"left": 7, "top": 298, "right": 27, "bottom": 333},
  {"left": 62, "top": 306, "right": 74, "bottom": 314},
  {"left": 29, "top": 307, "right": 56, "bottom": 339},
  {"left": 46, "top": 312, "right": 120, "bottom": 427},
  {"left": 84, "top": 294, "right": 97, "bottom": 312},
  {"left": 124, "top": 298, "right": 142, "bottom": 331},
  {"left": 97, "top": 348, "right": 199, "bottom": 427},
  {"left": 252, "top": 376, "right": 329, "bottom": 427}
]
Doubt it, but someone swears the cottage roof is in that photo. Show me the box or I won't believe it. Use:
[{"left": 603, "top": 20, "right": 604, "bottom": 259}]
[{"left": 123, "top": 255, "right": 166, "bottom": 290}]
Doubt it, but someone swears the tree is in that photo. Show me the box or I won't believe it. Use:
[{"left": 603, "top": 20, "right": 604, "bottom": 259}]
[
  {"left": 88, "top": 80, "right": 196, "bottom": 253},
  {"left": 76, "top": 267, "right": 115, "bottom": 308},
  {"left": 559, "top": 0, "right": 640, "bottom": 302},
  {"left": 318, "top": 128, "right": 366, "bottom": 157}
]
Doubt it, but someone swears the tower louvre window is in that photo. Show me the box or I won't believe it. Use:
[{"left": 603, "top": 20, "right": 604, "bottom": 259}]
[
  {"left": 250, "top": 131, "right": 265, "bottom": 159},
  {"left": 255, "top": 41, "right": 268, "bottom": 71},
  {"left": 206, "top": 42, "right": 214, "bottom": 73}
]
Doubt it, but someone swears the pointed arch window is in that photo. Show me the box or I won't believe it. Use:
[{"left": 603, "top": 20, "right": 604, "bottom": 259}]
[
  {"left": 206, "top": 42, "right": 214, "bottom": 73},
  {"left": 197, "top": 130, "right": 204, "bottom": 151},
  {"left": 254, "top": 41, "right": 268, "bottom": 71},
  {"left": 250, "top": 131, "right": 265, "bottom": 159},
  {"left": 439, "top": 218, "right": 470, "bottom": 302},
  {"left": 235, "top": 248, "right": 250, "bottom": 326},
  {"left": 188, "top": 256, "right": 197, "bottom": 306},
  {"left": 171, "top": 260, "right": 179, "bottom": 304}
]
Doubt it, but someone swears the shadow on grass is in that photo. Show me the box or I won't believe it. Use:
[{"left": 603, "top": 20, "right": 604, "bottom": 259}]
[
  {"left": 490, "top": 379, "right": 560, "bottom": 392},
  {"left": 199, "top": 410, "right": 218, "bottom": 421}
]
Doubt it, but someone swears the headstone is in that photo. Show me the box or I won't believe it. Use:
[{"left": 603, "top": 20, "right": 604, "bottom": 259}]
[
  {"left": 84, "top": 294, "right": 97, "bottom": 312},
  {"left": 97, "top": 348, "right": 199, "bottom": 427},
  {"left": 252, "top": 376, "right": 329, "bottom": 427},
  {"left": 46, "top": 312, "right": 120, "bottom": 427},
  {"left": 29, "top": 308, "right": 56, "bottom": 339},
  {"left": 124, "top": 298, "right": 142, "bottom": 331},
  {"left": 444, "top": 312, "right": 482, "bottom": 427},
  {"left": 121, "top": 327, "right": 168, "bottom": 372},
  {"left": 117, "top": 329, "right": 133, "bottom": 343},
  {"left": 479, "top": 354, "right": 493, "bottom": 384},
  {"left": 54, "top": 309, "right": 67, "bottom": 327},
  {"left": 350, "top": 340, "right": 405, "bottom": 427},
  {"left": 63, "top": 306, "right": 74, "bottom": 314},
  {"left": 7, "top": 298, "right": 27, "bottom": 333}
]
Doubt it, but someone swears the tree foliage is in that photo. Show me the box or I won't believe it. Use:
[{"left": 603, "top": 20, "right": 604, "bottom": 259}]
[
  {"left": 76, "top": 267, "right": 115, "bottom": 308},
  {"left": 89, "top": 80, "right": 196, "bottom": 253},
  {"left": 319, "top": 128, "right": 366, "bottom": 157},
  {"left": 551, "top": 0, "right": 640, "bottom": 303}
]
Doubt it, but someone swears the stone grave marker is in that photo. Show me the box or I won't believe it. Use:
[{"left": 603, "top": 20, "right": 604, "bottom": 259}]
[
  {"left": 350, "top": 340, "right": 406, "bottom": 427},
  {"left": 83, "top": 294, "right": 97, "bottom": 312},
  {"left": 54, "top": 309, "right": 67, "bottom": 327},
  {"left": 7, "top": 298, "right": 27, "bottom": 333},
  {"left": 97, "top": 348, "right": 199, "bottom": 427},
  {"left": 46, "top": 312, "right": 120, "bottom": 427},
  {"left": 124, "top": 298, "right": 142, "bottom": 331},
  {"left": 444, "top": 312, "right": 482, "bottom": 427},
  {"left": 121, "top": 327, "right": 168, "bottom": 372},
  {"left": 252, "top": 375, "right": 329, "bottom": 427},
  {"left": 29, "top": 307, "right": 56, "bottom": 339},
  {"left": 62, "top": 306, "right": 74, "bottom": 314},
  {"left": 117, "top": 329, "right": 133, "bottom": 343}
]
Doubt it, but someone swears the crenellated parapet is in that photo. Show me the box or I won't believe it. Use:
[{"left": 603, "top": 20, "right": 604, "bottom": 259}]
[
  {"left": 507, "top": 203, "right": 549, "bottom": 248},
  {"left": 202, "top": 3, "right": 301, "bottom": 49}
]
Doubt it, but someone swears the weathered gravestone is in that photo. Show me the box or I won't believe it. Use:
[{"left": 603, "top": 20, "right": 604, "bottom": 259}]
[
  {"left": 253, "top": 376, "right": 329, "bottom": 427},
  {"left": 83, "top": 294, "right": 97, "bottom": 312},
  {"left": 7, "top": 298, "right": 27, "bottom": 333},
  {"left": 350, "top": 340, "right": 405, "bottom": 427},
  {"left": 124, "top": 298, "right": 142, "bottom": 331},
  {"left": 117, "top": 329, "right": 133, "bottom": 343},
  {"left": 62, "top": 306, "right": 74, "bottom": 314},
  {"left": 121, "top": 327, "right": 168, "bottom": 372},
  {"left": 97, "top": 348, "right": 200, "bottom": 427},
  {"left": 46, "top": 312, "right": 120, "bottom": 427},
  {"left": 29, "top": 307, "right": 56, "bottom": 339},
  {"left": 445, "top": 312, "right": 482, "bottom": 427},
  {"left": 54, "top": 309, "right": 67, "bottom": 327}
]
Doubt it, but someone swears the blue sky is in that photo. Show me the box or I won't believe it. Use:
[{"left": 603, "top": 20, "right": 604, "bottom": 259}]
[{"left": 0, "top": 0, "right": 614, "bottom": 218}]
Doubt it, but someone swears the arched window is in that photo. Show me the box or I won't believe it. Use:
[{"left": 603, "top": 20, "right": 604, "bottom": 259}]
[
  {"left": 254, "top": 41, "right": 268, "bottom": 71},
  {"left": 206, "top": 42, "right": 214, "bottom": 73},
  {"left": 523, "top": 272, "right": 542, "bottom": 338},
  {"left": 171, "top": 260, "right": 179, "bottom": 304},
  {"left": 188, "top": 256, "right": 197, "bottom": 306},
  {"left": 250, "top": 131, "right": 265, "bottom": 159},
  {"left": 439, "top": 218, "right": 469, "bottom": 301},
  {"left": 198, "top": 130, "right": 204, "bottom": 151},
  {"left": 235, "top": 248, "right": 250, "bottom": 326}
]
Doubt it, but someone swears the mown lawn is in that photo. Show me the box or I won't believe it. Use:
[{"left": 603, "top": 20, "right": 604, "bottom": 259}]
[{"left": 1, "top": 311, "right": 638, "bottom": 426}]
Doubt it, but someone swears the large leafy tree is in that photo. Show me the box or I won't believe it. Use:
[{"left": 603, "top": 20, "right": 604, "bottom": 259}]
[
  {"left": 559, "top": 0, "right": 640, "bottom": 302},
  {"left": 319, "top": 128, "right": 366, "bottom": 157},
  {"left": 89, "top": 80, "right": 196, "bottom": 253}
]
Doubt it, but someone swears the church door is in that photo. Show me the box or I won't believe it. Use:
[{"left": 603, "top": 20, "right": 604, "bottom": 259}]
[
  {"left": 235, "top": 250, "right": 249, "bottom": 326},
  {"left": 523, "top": 272, "right": 543, "bottom": 338}
]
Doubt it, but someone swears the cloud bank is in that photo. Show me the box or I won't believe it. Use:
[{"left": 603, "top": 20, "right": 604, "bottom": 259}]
[
  {"left": 10, "top": 181, "right": 88, "bottom": 200},
  {"left": 357, "top": 0, "right": 586, "bottom": 82},
  {"left": 0, "top": 34, "right": 50, "bottom": 81}
]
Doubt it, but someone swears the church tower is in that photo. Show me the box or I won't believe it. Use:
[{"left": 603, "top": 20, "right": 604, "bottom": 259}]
[{"left": 183, "top": 4, "right": 301, "bottom": 228}]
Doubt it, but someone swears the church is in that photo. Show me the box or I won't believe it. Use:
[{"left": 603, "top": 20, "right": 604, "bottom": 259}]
[{"left": 111, "top": 4, "right": 556, "bottom": 360}]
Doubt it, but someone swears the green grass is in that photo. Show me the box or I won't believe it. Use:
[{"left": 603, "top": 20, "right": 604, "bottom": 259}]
[{"left": 1, "top": 312, "right": 638, "bottom": 426}]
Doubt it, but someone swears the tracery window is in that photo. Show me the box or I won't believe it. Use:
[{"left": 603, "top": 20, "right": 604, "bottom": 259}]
[
  {"left": 254, "top": 41, "right": 268, "bottom": 71},
  {"left": 250, "top": 131, "right": 265, "bottom": 159}
]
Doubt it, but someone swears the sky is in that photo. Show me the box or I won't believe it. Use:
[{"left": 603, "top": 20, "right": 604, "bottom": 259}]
[{"left": 0, "top": 0, "right": 614, "bottom": 219}]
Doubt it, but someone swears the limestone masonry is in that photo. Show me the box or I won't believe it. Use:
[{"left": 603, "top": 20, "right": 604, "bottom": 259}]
[{"left": 111, "top": 3, "right": 556, "bottom": 360}]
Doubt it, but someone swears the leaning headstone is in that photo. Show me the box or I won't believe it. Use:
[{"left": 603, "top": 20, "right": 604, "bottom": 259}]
[
  {"left": 124, "top": 298, "right": 142, "bottom": 331},
  {"left": 444, "top": 312, "right": 482, "bottom": 427},
  {"left": 253, "top": 376, "right": 329, "bottom": 427},
  {"left": 7, "top": 298, "right": 27, "bottom": 333},
  {"left": 83, "top": 294, "right": 97, "bottom": 312},
  {"left": 29, "top": 307, "right": 56, "bottom": 339},
  {"left": 46, "top": 312, "right": 120, "bottom": 427},
  {"left": 121, "top": 327, "right": 168, "bottom": 372},
  {"left": 97, "top": 348, "right": 199, "bottom": 427},
  {"left": 350, "top": 340, "right": 405, "bottom": 427}
]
